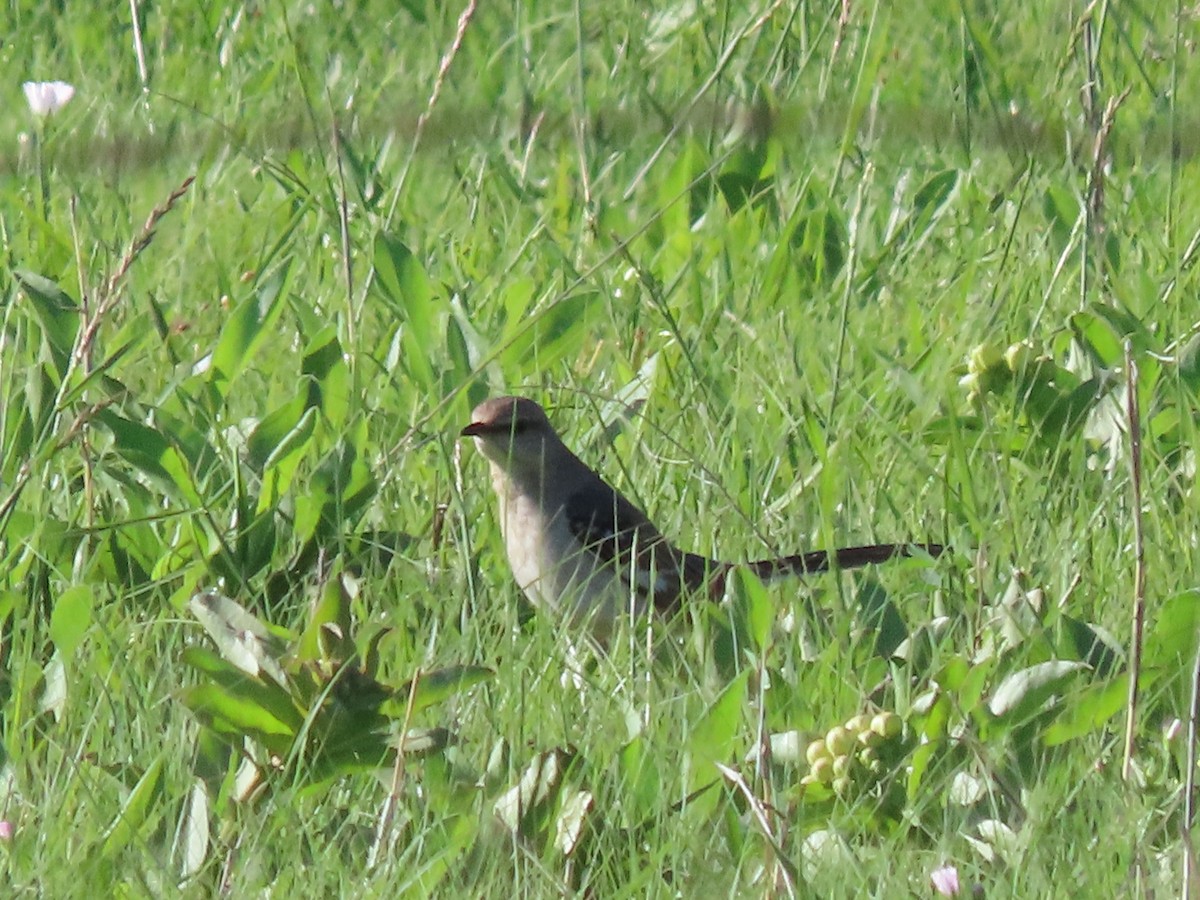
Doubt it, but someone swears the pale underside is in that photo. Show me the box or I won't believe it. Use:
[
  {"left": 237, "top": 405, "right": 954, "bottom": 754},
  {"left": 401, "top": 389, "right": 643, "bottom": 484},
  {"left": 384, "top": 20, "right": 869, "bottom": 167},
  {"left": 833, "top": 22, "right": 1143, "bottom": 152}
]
[{"left": 486, "top": 457, "right": 688, "bottom": 638}]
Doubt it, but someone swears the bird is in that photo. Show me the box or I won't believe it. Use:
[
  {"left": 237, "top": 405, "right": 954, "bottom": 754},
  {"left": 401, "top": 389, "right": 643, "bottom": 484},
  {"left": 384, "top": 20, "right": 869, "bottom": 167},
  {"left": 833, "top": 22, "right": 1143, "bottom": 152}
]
[{"left": 461, "top": 396, "right": 943, "bottom": 638}]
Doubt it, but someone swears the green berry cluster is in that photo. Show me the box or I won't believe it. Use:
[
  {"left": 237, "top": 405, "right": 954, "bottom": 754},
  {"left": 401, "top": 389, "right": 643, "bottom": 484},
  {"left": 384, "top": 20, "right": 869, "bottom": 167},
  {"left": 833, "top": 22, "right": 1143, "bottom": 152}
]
[
  {"left": 956, "top": 338, "right": 1104, "bottom": 447},
  {"left": 958, "top": 340, "right": 1051, "bottom": 406},
  {"left": 800, "top": 711, "right": 903, "bottom": 796}
]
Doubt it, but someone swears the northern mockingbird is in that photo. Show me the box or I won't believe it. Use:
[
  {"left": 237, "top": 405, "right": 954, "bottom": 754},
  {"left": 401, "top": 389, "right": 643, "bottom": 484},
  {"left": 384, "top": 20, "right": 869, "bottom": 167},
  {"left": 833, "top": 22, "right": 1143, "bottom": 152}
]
[{"left": 462, "top": 396, "right": 943, "bottom": 638}]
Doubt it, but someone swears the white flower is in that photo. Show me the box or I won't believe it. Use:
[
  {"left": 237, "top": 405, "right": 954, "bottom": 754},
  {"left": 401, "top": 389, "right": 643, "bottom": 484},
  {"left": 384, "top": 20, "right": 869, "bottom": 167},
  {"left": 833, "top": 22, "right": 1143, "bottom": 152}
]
[
  {"left": 23, "top": 81, "right": 75, "bottom": 117},
  {"left": 930, "top": 864, "right": 960, "bottom": 896}
]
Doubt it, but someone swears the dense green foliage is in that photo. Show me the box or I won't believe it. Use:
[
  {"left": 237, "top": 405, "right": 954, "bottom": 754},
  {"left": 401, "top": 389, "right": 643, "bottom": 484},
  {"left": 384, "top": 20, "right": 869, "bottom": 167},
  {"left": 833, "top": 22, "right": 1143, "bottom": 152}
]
[{"left": 2, "top": 0, "right": 1200, "bottom": 895}]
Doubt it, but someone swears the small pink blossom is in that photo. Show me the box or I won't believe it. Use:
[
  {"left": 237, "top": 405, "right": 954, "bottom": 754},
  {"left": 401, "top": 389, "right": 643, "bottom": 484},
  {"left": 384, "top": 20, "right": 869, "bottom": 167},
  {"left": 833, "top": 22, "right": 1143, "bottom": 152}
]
[
  {"left": 931, "top": 864, "right": 960, "bottom": 896},
  {"left": 23, "top": 81, "right": 75, "bottom": 117},
  {"left": 0, "top": 820, "right": 13, "bottom": 840}
]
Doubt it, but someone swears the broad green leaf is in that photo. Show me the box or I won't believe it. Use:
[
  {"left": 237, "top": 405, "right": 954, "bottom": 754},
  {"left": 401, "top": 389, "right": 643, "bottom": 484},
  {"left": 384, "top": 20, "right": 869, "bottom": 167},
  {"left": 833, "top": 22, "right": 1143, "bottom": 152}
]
[
  {"left": 1012, "top": 368, "right": 1072, "bottom": 426},
  {"left": 247, "top": 391, "right": 310, "bottom": 471},
  {"left": 935, "top": 656, "right": 971, "bottom": 692},
  {"left": 445, "top": 312, "right": 474, "bottom": 387},
  {"left": 388, "top": 666, "right": 494, "bottom": 717},
  {"left": 921, "top": 414, "right": 988, "bottom": 444},
  {"left": 296, "top": 572, "right": 355, "bottom": 664},
  {"left": 181, "top": 683, "right": 297, "bottom": 752},
  {"left": 193, "top": 724, "right": 232, "bottom": 786},
  {"left": 301, "top": 327, "right": 349, "bottom": 427},
  {"left": 448, "top": 293, "right": 491, "bottom": 373},
  {"left": 1034, "top": 376, "right": 1108, "bottom": 442},
  {"left": 4, "top": 512, "right": 73, "bottom": 580},
  {"left": 396, "top": 814, "right": 478, "bottom": 895},
  {"left": 906, "top": 738, "right": 939, "bottom": 801},
  {"left": 250, "top": 398, "right": 318, "bottom": 510},
  {"left": 1091, "top": 304, "right": 1153, "bottom": 351},
  {"left": 1177, "top": 332, "right": 1200, "bottom": 393},
  {"left": 262, "top": 405, "right": 317, "bottom": 474},
  {"left": 987, "top": 660, "right": 1088, "bottom": 720},
  {"left": 1042, "top": 676, "right": 1127, "bottom": 746},
  {"left": 0, "top": 591, "right": 18, "bottom": 628},
  {"left": 188, "top": 589, "right": 289, "bottom": 686},
  {"left": 100, "top": 522, "right": 160, "bottom": 588},
  {"left": 957, "top": 654, "right": 997, "bottom": 716},
  {"left": 373, "top": 234, "right": 435, "bottom": 350},
  {"left": 731, "top": 567, "right": 773, "bottom": 653},
  {"left": 1070, "top": 310, "right": 1122, "bottom": 368},
  {"left": 94, "top": 408, "right": 169, "bottom": 457},
  {"left": 1042, "top": 184, "right": 1080, "bottom": 243},
  {"left": 913, "top": 169, "right": 959, "bottom": 214},
  {"left": 49, "top": 585, "right": 93, "bottom": 662},
  {"left": 14, "top": 269, "right": 79, "bottom": 379},
  {"left": 182, "top": 646, "right": 304, "bottom": 734},
  {"left": 1144, "top": 589, "right": 1200, "bottom": 669},
  {"left": 916, "top": 691, "right": 951, "bottom": 741},
  {"left": 716, "top": 92, "right": 773, "bottom": 214},
  {"left": 1070, "top": 304, "right": 1152, "bottom": 369},
  {"left": 145, "top": 405, "right": 220, "bottom": 482},
  {"left": 361, "top": 626, "right": 391, "bottom": 680},
  {"left": 1061, "top": 616, "right": 1123, "bottom": 677},
  {"left": 94, "top": 409, "right": 202, "bottom": 506},
  {"left": 209, "top": 264, "right": 290, "bottom": 394},
  {"left": 499, "top": 292, "right": 601, "bottom": 371},
  {"left": 797, "top": 207, "right": 846, "bottom": 284},
  {"left": 293, "top": 420, "right": 376, "bottom": 545},
  {"left": 618, "top": 736, "right": 662, "bottom": 821},
  {"left": 305, "top": 707, "right": 391, "bottom": 775},
  {"left": 887, "top": 169, "right": 959, "bottom": 251},
  {"left": 100, "top": 755, "right": 164, "bottom": 859},
  {"left": 716, "top": 138, "right": 769, "bottom": 212},
  {"left": 303, "top": 726, "right": 453, "bottom": 791},
  {"left": 688, "top": 669, "right": 750, "bottom": 791},
  {"left": 373, "top": 235, "right": 438, "bottom": 389},
  {"left": 501, "top": 277, "right": 537, "bottom": 325},
  {"left": 856, "top": 578, "right": 908, "bottom": 660},
  {"left": 660, "top": 140, "right": 710, "bottom": 233}
]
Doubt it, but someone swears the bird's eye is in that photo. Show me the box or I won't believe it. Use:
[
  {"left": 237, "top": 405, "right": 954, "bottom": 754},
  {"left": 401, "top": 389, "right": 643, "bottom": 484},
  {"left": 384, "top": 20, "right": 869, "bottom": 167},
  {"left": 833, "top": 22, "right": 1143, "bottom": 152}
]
[{"left": 509, "top": 420, "right": 529, "bottom": 435}]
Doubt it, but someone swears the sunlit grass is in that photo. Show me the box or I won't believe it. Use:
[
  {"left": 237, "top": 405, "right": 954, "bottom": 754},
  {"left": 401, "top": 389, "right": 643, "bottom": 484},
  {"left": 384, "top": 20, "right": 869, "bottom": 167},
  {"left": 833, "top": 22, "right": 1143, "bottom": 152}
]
[{"left": 0, "top": 1, "right": 1198, "bottom": 895}]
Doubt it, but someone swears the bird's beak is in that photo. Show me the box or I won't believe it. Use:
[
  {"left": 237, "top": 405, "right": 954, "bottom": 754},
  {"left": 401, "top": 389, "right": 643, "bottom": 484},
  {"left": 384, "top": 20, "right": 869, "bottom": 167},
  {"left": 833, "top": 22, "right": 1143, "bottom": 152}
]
[{"left": 460, "top": 422, "right": 484, "bottom": 438}]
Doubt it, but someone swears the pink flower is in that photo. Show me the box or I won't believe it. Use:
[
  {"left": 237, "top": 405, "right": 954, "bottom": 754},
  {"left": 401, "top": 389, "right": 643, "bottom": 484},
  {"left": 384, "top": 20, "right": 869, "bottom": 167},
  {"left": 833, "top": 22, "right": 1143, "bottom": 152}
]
[
  {"left": 931, "top": 864, "right": 960, "bottom": 896},
  {"left": 0, "top": 820, "right": 13, "bottom": 840},
  {"left": 23, "top": 81, "right": 75, "bottom": 117}
]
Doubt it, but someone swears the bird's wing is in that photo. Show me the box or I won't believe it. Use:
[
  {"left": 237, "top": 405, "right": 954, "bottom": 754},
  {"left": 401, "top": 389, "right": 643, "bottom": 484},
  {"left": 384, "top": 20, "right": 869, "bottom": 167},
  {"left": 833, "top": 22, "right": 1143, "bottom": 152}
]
[{"left": 563, "top": 480, "right": 698, "bottom": 612}]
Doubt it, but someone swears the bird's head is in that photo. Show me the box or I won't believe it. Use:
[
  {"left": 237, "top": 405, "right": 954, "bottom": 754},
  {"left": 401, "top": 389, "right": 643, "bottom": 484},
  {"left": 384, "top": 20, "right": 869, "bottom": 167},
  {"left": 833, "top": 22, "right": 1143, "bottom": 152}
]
[{"left": 460, "top": 396, "right": 557, "bottom": 469}]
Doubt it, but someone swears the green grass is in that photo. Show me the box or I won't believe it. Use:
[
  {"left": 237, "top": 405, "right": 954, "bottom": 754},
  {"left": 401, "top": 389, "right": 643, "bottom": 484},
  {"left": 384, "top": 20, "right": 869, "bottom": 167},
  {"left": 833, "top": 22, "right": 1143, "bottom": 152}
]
[{"left": 2, "top": 0, "right": 1200, "bottom": 895}]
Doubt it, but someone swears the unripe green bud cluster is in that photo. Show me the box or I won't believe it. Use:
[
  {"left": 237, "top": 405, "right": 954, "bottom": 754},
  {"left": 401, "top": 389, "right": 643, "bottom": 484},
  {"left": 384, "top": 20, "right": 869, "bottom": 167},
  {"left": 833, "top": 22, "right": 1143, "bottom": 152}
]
[
  {"left": 800, "top": 711, "right": 904, "bottom": 796},
  {"left": 959, "top": 339, "right": 1064, "bottom": 409}
]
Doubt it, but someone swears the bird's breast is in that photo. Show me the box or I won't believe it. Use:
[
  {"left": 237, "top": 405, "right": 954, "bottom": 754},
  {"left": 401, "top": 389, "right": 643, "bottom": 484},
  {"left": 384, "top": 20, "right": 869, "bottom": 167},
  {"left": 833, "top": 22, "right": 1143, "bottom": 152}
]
[{"left": 490, "top": 467, "right": 632, "bottom": 631}]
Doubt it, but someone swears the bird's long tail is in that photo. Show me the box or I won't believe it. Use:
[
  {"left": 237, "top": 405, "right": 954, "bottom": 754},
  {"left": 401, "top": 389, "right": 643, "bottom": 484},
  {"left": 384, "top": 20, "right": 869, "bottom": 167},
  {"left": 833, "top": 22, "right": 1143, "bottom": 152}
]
[
  {"left": 672, "top": 543, "right": 944, "bottom": 608},
  {"left": 745, "top": 543, "right": 945, "bottom": 581}
]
